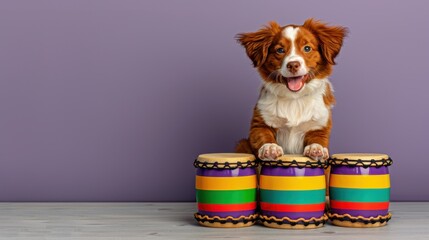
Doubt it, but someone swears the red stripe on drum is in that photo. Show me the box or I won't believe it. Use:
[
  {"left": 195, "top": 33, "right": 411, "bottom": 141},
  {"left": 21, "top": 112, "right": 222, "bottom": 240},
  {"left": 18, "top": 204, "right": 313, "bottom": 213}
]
[
  {"left": 330, "top": 200, "right": 390, "bottom": 210},
  {"left": 260, "top": 202, "right": 325, "bottom": 212},
  {"left": 197, "top": 202, "right": 257, "bottom": 212}
]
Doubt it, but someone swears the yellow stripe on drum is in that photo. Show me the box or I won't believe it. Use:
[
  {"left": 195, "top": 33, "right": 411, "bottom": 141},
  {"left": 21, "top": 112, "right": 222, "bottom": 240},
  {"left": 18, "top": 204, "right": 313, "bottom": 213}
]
[
  {"left": 259, "top": 175, "right": 326, "bottom": 190},
  {"left": 330, "top": 174, "right": 390, "bottom": 189},
  {"left": 195, "top": 175, "right": 257, "bottom": 190}
]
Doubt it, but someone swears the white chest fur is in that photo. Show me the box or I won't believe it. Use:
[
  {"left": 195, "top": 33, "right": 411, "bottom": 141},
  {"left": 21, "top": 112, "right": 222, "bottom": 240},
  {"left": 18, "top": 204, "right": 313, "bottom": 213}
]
[{"left": 257, "top": 79, "right": 332, "bottom": 154}]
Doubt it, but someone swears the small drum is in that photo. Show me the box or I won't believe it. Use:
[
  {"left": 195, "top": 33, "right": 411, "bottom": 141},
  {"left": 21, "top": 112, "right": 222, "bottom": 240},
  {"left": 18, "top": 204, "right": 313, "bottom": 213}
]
[
  {"left": 328, "top": 153, "right": 393, "bottom": 228},
  {"left": 194, "top": 153, "right": 258, "bottom": 227},
  {"left": 259, "top": 155, "right": 328, "bottom": 229}
]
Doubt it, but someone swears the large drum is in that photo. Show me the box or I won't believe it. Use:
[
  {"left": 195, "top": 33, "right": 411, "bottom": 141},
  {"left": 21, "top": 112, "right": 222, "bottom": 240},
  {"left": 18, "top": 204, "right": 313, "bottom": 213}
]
[
  {"left": 328, "top": 153, "right": 393, "bottom": 227},
  {"left": 193, "top": 153, "right": 258, "bottom": 227},
  {"left": 259, "top": 155, "right": 328, "bottom": 229}
]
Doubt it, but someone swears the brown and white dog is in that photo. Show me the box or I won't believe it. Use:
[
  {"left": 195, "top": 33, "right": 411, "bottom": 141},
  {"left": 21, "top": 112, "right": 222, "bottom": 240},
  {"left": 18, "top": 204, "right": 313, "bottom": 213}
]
[{"left": 235, "top": 19, "right": 347, "bottom": 161}]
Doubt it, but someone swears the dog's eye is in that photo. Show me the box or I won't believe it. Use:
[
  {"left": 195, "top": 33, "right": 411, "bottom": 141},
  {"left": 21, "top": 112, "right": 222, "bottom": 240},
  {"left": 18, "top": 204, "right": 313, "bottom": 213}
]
[
  {"left": 303, "top": 46, "right": 312, "bottom": 52},
  {"left": 276, "top": 48, "right": 285, "bottom": 54}
]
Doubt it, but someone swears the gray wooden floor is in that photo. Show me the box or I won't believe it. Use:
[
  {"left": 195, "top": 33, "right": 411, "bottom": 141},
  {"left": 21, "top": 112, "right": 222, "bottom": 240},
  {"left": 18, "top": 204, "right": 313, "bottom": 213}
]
[{"left": 0, "top": 202, "right": 427, "bottom": 239}]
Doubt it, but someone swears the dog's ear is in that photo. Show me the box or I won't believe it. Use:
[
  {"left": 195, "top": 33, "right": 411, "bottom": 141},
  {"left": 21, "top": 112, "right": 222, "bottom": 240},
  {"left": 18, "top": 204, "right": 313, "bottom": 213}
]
[
  {"left": 236, "top": 22, "right": 281, "bottom": 68},
  {"left": 303, "top": 18, "right": 348, "bottom": 65}
]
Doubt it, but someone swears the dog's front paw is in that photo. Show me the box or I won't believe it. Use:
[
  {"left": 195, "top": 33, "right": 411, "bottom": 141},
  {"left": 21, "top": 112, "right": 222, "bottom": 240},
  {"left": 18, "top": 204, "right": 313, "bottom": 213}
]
[
  {"left": 258, "top": 143, "right": 284, "bottom": 161},
  {"left": 303, "top": 143, "right": 329, "bottom": 161}
]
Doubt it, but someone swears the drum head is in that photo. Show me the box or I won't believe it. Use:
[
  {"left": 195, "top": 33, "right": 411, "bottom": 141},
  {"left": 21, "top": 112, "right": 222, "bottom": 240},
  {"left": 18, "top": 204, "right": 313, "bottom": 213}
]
[
  {"left": 330, "top": 153, "right": 392, "bottom": 167},
  {"left": 194, "top": 153, "right": 256, "bottom": 169},
  {"left": 277, "top": 154, "right": 313, "bottom": 162},
  {"left": 331, "top": 153, "right": 389, "bottom": 161}
]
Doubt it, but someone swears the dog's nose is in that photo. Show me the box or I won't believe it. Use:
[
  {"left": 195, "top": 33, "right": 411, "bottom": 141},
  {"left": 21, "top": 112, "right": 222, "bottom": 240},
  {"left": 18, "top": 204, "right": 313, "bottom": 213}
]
[{"left": 287, "top": 61, "right": 301, "bottom": 74}]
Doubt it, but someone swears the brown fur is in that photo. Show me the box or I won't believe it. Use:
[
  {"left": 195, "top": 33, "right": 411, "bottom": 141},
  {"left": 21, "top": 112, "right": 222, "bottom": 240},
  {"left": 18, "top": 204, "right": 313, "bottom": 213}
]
[
  {"left": 236, "top": 19, "right": 347, "bottom": 198},
  {"left": 235, "top": 19, "right": 347, "bottom": 157},
  {"left": 236, "top": 22, "right": 282, "bottom": 68}
]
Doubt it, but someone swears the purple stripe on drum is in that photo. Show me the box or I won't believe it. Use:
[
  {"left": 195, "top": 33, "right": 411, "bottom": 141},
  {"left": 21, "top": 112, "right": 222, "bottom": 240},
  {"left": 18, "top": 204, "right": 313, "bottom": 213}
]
[
  {"left": 198, "top": 210, "right": 256, "bottom": 218},
  {"left": 261, "top": 210, "right": 325, "bottom": 219},
  {"left": 330, "top": 209, "right": 389, "bottom": 218},
  {"left": 331, "top": 166, "right": 389, "bottom": 175},
  {"left": 261, "top": 167, "right": 324, "bottom": 176},
  {"left": 196, "top": 168, "right": 256, "bottom": 177}
]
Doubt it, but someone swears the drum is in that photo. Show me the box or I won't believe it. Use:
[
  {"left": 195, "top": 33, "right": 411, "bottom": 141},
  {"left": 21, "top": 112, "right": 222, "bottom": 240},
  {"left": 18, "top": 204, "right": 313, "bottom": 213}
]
[
  {"left": 328, "top": 153, "right": 393, "bottom": 228},
  {"left": 259, "top": 155, "right": 328, "bottom": 229},
  {"left": 193, "top": 153, "right": 258, "bottom": 227}
]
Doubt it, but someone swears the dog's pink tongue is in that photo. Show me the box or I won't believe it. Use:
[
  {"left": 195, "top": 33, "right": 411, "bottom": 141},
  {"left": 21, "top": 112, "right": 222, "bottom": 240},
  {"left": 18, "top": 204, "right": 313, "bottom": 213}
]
[{"left": 287, "top": 77, "right": 304, "bottom": 91}]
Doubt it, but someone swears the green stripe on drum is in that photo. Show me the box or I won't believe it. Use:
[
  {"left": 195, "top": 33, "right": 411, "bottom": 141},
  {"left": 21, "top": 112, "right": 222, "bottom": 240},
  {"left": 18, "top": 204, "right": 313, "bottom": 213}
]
[
  {"left": 196, "top": 189, "right": 256, "bottom": 204},
  {"left": 330, "top": 187, "right": 390, "bottom": 202},
  {"left": 260, "top": 189, "right": 326, "bottom": 204}
]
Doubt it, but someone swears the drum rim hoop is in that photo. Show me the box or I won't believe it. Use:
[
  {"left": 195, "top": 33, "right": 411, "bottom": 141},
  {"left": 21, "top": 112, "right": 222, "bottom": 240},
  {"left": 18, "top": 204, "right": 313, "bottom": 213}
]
[
  {"left": 327, "top": 212, "right": 392, "bottom": 224},
  {"left": 194, "top": 212, "right": 258, "bottom": 225},
  {"left": 259, "top": 214, "right": 328, "bottom": 226}
]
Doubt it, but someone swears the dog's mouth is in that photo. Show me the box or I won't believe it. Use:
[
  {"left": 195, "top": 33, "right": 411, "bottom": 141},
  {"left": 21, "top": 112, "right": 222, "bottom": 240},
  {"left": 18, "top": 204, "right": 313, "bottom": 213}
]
[{"left": 283, "top": 74, "right": 309, "bottom": 92}]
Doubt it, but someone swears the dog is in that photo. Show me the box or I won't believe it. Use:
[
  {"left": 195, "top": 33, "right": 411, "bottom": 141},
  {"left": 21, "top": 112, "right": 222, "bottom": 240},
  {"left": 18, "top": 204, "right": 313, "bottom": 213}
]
[{"left": 235, "top": 19, "right": 347, "bottom": 161}]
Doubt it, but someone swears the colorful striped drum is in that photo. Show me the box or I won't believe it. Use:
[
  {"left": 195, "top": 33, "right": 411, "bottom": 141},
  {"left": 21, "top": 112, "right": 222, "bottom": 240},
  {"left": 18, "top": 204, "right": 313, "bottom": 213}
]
[
  {"left": 194, "top": 153, "right": 258, "bottom": 227},
  {"left": 259, "top": 155, "right": 328, "bottom": 229},
  {"left": 328, "top": 153, "right": 393, "bottom": 227}
]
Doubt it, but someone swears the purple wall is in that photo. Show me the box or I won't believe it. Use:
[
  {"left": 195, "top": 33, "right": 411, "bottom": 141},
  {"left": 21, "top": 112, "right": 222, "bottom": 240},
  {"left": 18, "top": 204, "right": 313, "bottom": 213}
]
[{"left": 0, "top": 0, "right": 427, "bottom": 201}]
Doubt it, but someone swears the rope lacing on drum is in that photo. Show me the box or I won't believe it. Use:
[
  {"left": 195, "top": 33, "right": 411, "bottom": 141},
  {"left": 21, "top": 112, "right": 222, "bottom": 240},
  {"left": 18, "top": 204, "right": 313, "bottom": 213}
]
[
  {"left": 193, "top": 159, "right": 257, "bottom": 169},
  {"left": 258, "top": 159, "right": 328, "bottom": 169},
  {"left": 328, "top": 157, "right": 393, "bottom": 168}
]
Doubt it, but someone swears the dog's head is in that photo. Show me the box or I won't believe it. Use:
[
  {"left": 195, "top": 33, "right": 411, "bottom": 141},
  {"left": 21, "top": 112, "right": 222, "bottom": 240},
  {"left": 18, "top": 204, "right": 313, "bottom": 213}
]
[{"left": 237, "top": 19, "right": 348, "bottom": 92}]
